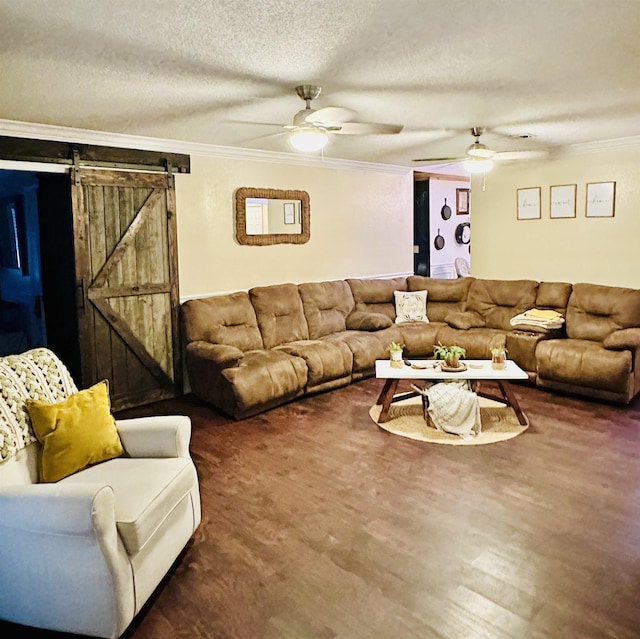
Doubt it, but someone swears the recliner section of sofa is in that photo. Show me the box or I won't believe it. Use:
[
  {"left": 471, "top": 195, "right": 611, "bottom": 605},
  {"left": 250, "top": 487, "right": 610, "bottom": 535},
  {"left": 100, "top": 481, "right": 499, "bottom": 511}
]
[
  {"left": 536, "top": 282, "right": 640, "bottom": 403},
  {"left": 252, "top": 282, "right": 354, "bottom": 396},
  {"left": 181, "top": 276, "right": 640, "bottom": 419},
  {"left": 182, "top": 289, "right": 307, "bottom": 419}
]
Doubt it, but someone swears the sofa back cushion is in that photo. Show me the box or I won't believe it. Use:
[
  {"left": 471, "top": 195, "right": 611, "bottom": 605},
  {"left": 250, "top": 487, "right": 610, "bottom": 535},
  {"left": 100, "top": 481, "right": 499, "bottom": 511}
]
[
  {"left": 347, "top": 277, "right": 407, "bottom": 321},
  {"left": 467, "top": 279, "right": 539, "bottom": 330},
  {"left": 181, "top": 293, "right": 263, "bottom": 351},
  {"left": 407, "top": 276, "right": 473, "bottom": 323},
  {"left": 250, "top": 283, "right": 309, "bottom": 348},
  {"left": 566, "top": 283, "right": 640, "bottom": 341},
  {"left": 535, "top": 281, "right": 573, "bottom": 315},
  {"left": 298, "top": 280, "right": 355, "bottom": 339}
]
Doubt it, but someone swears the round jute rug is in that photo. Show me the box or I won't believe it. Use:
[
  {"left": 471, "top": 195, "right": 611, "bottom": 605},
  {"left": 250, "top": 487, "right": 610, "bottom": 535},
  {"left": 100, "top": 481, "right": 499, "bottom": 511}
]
[{"left": 369, "top": 396, "right": 529, "bottom": 446}]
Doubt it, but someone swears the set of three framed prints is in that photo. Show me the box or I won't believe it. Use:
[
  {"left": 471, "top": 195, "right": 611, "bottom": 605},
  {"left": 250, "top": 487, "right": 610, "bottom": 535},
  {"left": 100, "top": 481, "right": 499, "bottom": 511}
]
[{"left": 517, "top": 181, "right": 616, "bottom": 220}]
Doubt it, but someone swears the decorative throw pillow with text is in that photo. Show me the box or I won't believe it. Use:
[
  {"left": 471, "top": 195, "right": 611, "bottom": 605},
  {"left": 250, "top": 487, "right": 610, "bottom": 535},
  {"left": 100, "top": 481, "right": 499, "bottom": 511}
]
[{"left": 394, "top": 290, "right": 429, "bottom": 324}]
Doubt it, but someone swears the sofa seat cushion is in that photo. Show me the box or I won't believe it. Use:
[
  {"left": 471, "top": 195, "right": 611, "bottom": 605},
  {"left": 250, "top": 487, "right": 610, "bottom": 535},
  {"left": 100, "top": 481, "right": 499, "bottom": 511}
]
[
  {"left": 275, "top": 340, "right": 353, "bottom": 387},
  {"left": 435, "top": 326, "right": 506, "bottom": 359},
  {"left": 222, "top": 349, "right": 307, "bottom": 411},
  {"left": 396, "top": 322, "right": 443, "bottom": 358},
  {"left": 536, "top": 338, "right": 632, "bottom": 394},
  {"left": 61, "top": 457, "right": 197, "bottom": 555}
]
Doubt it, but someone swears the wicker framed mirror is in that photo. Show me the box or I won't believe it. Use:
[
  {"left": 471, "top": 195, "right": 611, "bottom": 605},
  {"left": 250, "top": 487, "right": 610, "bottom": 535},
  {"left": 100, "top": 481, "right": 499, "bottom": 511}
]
[{"left": 235, "top": 187, "right": 310, "bottom": 245}]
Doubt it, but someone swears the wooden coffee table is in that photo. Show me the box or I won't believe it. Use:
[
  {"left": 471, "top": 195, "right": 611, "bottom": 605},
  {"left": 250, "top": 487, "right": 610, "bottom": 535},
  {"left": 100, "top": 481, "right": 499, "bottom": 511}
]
[{"left": 375, "top": 359, "right": 529, "bottom": 425}]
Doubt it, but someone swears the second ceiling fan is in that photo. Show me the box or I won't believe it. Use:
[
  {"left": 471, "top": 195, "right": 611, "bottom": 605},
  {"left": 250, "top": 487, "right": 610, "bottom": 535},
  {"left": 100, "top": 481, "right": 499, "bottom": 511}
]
[{"left": 413, "top": 127, "right": 548, "bottom": 172}]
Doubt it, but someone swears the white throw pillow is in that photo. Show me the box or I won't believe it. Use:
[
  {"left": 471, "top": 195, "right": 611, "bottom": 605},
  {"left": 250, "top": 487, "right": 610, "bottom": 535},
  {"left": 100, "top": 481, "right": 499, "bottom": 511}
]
[{"left": 394, "top": 290, "right": 429, "bottom": 324}]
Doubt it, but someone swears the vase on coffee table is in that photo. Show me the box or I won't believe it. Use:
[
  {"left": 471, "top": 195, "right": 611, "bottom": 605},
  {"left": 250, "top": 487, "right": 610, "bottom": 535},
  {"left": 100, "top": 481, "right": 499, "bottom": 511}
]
[
  {"left": 388, "top": 342, "right": 404, "bottom": 369},
  {"left": 491, "top": 347, "right": 507, "bottom": 370}
]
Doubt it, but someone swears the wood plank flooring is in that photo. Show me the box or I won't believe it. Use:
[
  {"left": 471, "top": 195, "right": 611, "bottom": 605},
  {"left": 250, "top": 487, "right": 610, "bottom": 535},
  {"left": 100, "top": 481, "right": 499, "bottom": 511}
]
[{"left": 2, "top": 378, "right": 640, "bottom": 638}]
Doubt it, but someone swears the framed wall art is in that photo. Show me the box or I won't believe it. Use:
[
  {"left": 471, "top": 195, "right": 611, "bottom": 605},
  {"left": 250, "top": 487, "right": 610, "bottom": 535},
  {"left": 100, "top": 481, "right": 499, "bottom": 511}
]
[
  {"left": 550, "top": 184, "right": 577, "bottom": 219},
  {"left": 517, "top": 187, "right": 541, "bottom": 220},
  {"left": 586, "top": 181, "right": 616, "bottom": 218},
  {"left": 456, "top": 188, "right": 470, "bottom": 214},
  {"left": 283, "top": 202, "right": 296, "bottom": 224}
]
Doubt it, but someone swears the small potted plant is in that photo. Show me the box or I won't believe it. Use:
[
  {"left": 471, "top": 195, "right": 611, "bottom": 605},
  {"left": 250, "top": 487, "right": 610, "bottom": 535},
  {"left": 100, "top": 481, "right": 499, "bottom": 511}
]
[
  {"left": 432, "top": 342, "right": 466, "bottom": 369},
  {"left": 388, "top": 341, "right": 405, "bottom": 368},
  {"left": 491, "top": 346, "right": 508, "bottom": 369}
]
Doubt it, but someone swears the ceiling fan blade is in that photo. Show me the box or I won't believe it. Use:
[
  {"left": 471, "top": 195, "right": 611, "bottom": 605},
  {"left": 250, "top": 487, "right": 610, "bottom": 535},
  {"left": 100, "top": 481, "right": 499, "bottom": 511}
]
[
  {"left": 225, "top": 119, "right": 286, "bottom": 128},
  {"left": 305, "top": 106, "right": 356, "bottom": 125},
  {"left": 493, "top": 150, "right": 550, "bottom": 161},
  {"left": 334, "top": 122, "right": 403, "bottom": 135},
  {"left": 241, "top": 130, "right": 288, "bottom": 144},
  {"left": 412, "top": 157, "right": 465, "bottom": 163}
]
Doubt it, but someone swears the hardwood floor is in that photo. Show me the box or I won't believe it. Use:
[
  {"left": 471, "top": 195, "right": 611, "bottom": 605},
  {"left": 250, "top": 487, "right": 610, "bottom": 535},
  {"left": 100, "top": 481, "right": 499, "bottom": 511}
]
[{"left": 2, "top": 378, "right": 640, "bottom": 638}]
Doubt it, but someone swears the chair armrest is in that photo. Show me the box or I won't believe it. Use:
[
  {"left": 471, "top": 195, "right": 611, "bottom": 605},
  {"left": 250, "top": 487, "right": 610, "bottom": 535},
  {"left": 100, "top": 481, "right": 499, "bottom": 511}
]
[
  {"left": 115, "top": 414, "right": 192, "bottom": 458},
  {"left": 0, "top": 483, "right": 115, "bottom": 536},
  {"left": 186, "top": 341, "right": 243, "bottom": 367},
  {"left": 603, "top": 328, "right": 640, "bottom": 352},
  {"left": 0, "top": 484, "right": 134, "bottom": 637}
]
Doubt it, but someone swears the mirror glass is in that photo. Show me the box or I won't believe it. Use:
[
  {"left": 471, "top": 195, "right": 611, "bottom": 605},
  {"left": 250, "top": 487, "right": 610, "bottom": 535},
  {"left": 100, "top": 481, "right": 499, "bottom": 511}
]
[
  {"left": 235, "top": 187, "right": 310, "bottom": 245},
  {"left": 245, "top": 197, "right": 302, "bottom": 235}
]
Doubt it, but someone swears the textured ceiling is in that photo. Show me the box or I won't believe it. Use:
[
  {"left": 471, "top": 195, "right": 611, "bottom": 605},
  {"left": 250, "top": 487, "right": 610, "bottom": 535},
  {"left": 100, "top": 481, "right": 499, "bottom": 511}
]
[{"left": 1, "top": 0, "right": 640, "bottom": 167}]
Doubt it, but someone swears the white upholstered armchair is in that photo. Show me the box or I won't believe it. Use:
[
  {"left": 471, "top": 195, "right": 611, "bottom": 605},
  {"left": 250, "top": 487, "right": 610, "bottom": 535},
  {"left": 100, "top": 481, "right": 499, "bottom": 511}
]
[{"left": 0, "top": 348, "right": 201, "bottom": 638}]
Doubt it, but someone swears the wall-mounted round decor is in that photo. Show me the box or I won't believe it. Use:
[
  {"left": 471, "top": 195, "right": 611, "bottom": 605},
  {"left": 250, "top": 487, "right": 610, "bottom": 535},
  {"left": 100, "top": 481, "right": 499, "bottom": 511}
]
[
  {"left": 455, "top": 222, "right": 471, "bottom": 245},
  {"left": 441, "top": 198, "right": 452, "bottom": 220}
]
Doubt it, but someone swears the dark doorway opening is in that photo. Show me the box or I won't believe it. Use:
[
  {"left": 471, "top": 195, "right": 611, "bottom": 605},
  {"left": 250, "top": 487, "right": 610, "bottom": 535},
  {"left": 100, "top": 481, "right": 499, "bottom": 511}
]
[{"left": 0, "top": 169, "right": 80, "bottom": 379}]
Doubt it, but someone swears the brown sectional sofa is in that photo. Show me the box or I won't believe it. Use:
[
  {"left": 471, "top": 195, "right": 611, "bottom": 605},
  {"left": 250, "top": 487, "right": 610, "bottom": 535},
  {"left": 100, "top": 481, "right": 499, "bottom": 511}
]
[{"left": 181, "top": 277, "right": 640, "bottom": 419}]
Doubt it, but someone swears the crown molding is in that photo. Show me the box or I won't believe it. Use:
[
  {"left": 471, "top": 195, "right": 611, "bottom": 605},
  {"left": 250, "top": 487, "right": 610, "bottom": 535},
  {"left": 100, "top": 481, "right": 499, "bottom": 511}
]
[
  {"left": 562, "top": 134, "right": 640, "bottom": 157},
  {"left": 0, "top": 119, "right": 410, "bottom": 175},
  {"left": 4, "top": 118, "right": 637, "bottom": 173}
]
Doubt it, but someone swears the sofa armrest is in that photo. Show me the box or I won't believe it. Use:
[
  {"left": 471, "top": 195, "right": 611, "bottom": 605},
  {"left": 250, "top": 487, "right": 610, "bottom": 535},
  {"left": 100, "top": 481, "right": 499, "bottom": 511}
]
[
  {"left": 345, "top": 311, "right": 392, "bottom": 331},
  {"left": 115, "top": 415, "right": 192, "bottom": 458},
  {"left": 603, "top": 328, "right": 640, "bottom": 352},
  {"left": 186, "top": 340, "right": 243, "bottom": 366}
]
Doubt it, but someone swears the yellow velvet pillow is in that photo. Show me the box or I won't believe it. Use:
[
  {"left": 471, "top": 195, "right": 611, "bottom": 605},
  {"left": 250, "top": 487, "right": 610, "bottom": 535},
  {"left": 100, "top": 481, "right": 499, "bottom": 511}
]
[{"left": 26, "top": 380, "right": 124, "bottom": 483}]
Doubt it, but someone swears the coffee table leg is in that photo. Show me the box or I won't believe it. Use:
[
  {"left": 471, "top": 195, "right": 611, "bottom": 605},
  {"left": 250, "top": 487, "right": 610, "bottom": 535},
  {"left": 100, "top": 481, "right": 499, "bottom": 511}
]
[
  {"left": 376, "top": 379, "right": 399, "bottom": 423},
  {"left": 497, "top": 380, "right": 528, "bottom": 426}
]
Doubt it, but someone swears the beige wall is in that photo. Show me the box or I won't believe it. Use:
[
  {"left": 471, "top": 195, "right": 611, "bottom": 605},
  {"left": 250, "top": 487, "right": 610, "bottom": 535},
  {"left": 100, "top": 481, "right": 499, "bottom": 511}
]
[
  {"left": 175, "top": 155, "right": 413, "bottom": 298},
  {"left": 470, "top": 146, "right": 640, "bottom": 288}
]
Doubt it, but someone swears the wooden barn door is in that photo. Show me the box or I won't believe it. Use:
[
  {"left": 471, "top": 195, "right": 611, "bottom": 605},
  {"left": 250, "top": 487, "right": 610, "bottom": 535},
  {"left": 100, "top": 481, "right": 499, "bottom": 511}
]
[{"left": 71, "top": 168, "right": 181, "bottom": 410}]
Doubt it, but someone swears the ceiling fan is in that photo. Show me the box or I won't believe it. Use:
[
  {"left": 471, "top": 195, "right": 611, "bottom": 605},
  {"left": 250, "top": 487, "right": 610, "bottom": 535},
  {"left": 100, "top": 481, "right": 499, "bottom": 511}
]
[
  {"left": 413, "top": 127, "right": 549, "bottom": 172},
  {"left": 252, "top": 84, "right": 404, "bottom": 152}
]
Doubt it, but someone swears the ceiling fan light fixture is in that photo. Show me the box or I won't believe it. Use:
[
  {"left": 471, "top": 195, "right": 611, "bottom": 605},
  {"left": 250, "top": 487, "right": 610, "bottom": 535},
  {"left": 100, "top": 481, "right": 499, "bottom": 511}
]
[
  {"left": 463, "top": 157, "right": 493, "bottom": 174},
  {"left": 288, "top": 126, "right": 329, "bottom": 152},
  {"left": 466, "top": 141, "right": 495, "bottom": 158}
]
